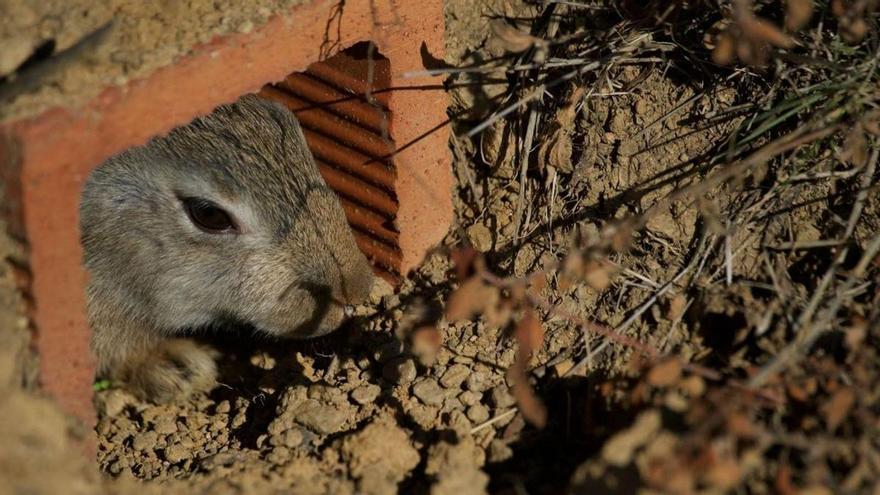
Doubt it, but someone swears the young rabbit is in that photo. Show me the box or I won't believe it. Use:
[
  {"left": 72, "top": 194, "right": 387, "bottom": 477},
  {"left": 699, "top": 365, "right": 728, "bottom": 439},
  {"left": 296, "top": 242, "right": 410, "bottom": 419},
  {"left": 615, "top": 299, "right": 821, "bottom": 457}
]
[{"left": 80, "top": 94, "right": 374, "bottom": 402}]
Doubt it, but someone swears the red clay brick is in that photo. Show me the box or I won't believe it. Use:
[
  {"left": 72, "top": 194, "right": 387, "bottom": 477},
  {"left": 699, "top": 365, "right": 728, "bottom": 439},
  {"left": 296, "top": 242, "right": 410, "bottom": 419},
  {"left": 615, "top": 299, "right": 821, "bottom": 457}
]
[{"left": 0, "top": 0, "right": 450, "bottom": 431}]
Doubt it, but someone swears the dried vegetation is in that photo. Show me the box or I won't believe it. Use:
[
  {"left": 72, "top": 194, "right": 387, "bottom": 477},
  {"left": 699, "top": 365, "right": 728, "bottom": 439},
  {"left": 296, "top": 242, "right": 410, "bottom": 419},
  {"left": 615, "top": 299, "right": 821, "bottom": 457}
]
[{"left": 432, "top": 0, "right": 880, "bottom": 492}]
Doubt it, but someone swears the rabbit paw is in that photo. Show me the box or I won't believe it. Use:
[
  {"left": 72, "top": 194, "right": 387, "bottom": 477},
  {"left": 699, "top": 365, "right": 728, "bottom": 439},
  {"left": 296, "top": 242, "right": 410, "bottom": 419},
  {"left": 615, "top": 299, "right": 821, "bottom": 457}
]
[{"left": 123, "top": 339, "right": 219, "bottom": 403}]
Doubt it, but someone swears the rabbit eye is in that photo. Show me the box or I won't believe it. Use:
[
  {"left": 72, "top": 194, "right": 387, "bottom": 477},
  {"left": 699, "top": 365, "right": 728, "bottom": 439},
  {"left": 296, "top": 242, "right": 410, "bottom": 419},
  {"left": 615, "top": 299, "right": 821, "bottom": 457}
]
[{"left": 182, "top": 197, "right": 237, "bottom": 234}]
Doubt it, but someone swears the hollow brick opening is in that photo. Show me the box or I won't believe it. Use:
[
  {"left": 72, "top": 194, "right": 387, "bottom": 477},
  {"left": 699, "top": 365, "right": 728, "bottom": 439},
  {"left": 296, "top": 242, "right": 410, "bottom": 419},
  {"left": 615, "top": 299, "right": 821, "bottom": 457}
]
[
  {"left": 258, "top": 42, "right": 403, "bottom": 285},
  {"left": 0, "top": 0, "right": 450, "bottom": 432}
]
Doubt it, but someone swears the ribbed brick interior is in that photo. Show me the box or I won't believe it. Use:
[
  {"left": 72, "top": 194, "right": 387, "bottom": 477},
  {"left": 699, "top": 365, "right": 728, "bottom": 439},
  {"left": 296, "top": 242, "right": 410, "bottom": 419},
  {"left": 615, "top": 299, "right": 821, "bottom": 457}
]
[{"left": 258, "top": 43, "right": 402, "bottom": 284}]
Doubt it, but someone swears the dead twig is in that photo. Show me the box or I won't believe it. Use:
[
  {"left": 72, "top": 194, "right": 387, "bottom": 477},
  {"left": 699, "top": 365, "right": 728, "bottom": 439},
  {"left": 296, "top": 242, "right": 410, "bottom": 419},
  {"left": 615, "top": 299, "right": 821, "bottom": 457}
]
[{"left": 749, "top": 146, "right": 878, "bottom": 388}]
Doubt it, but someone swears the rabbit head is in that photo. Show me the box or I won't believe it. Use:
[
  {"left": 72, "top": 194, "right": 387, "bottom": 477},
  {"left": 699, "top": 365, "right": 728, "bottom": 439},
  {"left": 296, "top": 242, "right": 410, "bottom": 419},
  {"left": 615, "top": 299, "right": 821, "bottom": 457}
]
[{"left": 80, "top": 94, "right": 374, "bottom": 340}]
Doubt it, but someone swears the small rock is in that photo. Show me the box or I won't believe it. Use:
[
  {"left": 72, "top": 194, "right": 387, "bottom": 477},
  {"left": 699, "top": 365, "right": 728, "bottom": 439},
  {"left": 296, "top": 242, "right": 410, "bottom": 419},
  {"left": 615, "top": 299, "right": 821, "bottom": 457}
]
[
  {"left": 96, "top": 418, "right": 113, "bottom": 437},
  {"left": 458, "top": 391, "right": 482, "bottom": 407},
  {"left": 279, "top": 429, "right": 304, "bottom": 448},
  {"left": 215, "top": 400, "right": 231, "bottom": 414},
  {"left": 237, "top": 20, "right": 254, "bottom": 34},
  {"left": 268, "top": 414, "right": 293, "bottom": 436},
  {"left": 466, "top": 371, "right": 490, "bottom": 393},
  {"left": 442, "top": 397, "right": 465, "bottom": 413},
  {"left": 467, "top": 404, "right": 490, "bottom": 423},
  {"left": 308, "top": 384, "right": 345, "bottom": 403},
  {"left": 408, "top": 404, "right": 440, "bottom": 429},
  {"left": 132, "top": 431, "right": 158, "bottom": 452},
  {"left": 601, "top": 410, "right": 661, "bottom": 467},
  {"left": 487, "top": 440, "right": 513, "bottom": 463},
  {"left": 340, "top": 417, "right": 420, "bottom": 494},
  {"left": 447, "top": 409, "right": 472, "bottom": 433},
  {"left": 163, "top": 444, "right": 191, "bottom": 464},
  {"left": 383, "top": 358, "right": 417, "bottom": 385},
  {"left": 425, "top": 437, "right": 489, "bottom": 493},
  {"left": 185, "top": 412, "right": 209, "bottom": 430},
  {"left": 467, "top": 223, "right": 493, "bottom": 252},
  {"left": 201, "top": 451, "right": 238, "bottom": 470},
  {"left": 266, "top": 446, "right": 291, "bottom": 465},
  {"left": 154, "top": 419, "right": 178, "bottom": 435},
  {"left": 646, "top": 208, "right": 678, "bottom": 239},
  {"left": 351, "top": 384, "right": 381, "bottom": 405},
  {"left": 210, "top": 417, "right": 227, "bottom": 432},
  {"left": 110, "top": 431, "right": 130, "bottom": 445},
  {"left": 412, "top": 378, "right": 445, "bottom": 406},
  {"left": 440, "top": 364, "right": 470, "bottom": 389},
  {"left": 96, "top": 389, "right": 132, "bottom": 417},
  {"left": 293, "top": 400, "right": 349, "bottom": 435},
  {"left": 489, "top": 385, "right": 516, "bottom": 409}
]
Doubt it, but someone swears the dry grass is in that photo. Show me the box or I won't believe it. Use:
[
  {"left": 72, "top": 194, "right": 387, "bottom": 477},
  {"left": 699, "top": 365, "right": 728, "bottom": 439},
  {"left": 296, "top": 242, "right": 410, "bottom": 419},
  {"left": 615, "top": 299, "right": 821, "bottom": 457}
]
[{"left": 414, "top": 0, "right": 880, "bottom": 492}]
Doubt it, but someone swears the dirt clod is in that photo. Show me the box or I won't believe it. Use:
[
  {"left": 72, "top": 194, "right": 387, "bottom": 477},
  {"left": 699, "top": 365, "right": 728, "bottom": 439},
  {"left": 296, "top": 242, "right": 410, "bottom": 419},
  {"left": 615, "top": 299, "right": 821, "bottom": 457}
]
[
  {"left": 413, "top": 378, "right": 446, "bottom": 406},
  {"left": 340, "top": 416, "right": 420, "bottom": 495}
]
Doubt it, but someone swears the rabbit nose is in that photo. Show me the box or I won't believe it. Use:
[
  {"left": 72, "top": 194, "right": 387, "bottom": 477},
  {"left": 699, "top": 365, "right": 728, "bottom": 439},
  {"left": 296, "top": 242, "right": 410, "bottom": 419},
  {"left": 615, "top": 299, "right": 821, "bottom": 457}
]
[{"left": 343, "top": 305, "right": 356, "bottom": 317}]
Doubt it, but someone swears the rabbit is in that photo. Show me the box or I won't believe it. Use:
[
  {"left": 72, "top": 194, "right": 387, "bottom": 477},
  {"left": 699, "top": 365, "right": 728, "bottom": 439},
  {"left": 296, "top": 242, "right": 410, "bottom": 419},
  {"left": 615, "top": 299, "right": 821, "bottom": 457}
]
[{"left": 79, "top": 94, "right": 375, "bottom": 402}]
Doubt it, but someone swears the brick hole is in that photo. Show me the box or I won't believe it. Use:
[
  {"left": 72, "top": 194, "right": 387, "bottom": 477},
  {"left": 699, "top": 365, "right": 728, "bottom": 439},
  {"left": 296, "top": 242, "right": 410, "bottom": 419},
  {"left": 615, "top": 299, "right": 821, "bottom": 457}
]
[
  {"left": 258, "top": 41, "right": 403, "bottom": 285},
  {"left": 0, "top": 0, "right": 450, "bottom": 433}
]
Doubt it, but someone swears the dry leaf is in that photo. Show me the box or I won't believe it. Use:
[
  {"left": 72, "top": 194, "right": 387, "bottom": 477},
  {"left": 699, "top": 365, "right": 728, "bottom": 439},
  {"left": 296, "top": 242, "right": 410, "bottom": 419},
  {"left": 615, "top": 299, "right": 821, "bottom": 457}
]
[
  {"left": 862, "top": 110, "right": 880, "bottom": 135},
  {"left": 490, "top": 20, "right": 544, "bottom": 54},
  {"left": 450, "top": 246, "right": 478, "bottom": 280},
  {"left": 647, "top": 359, "right": 682, "bottom": 387},
  {"left": 557, "top": 85, "right": 583, "bottom": 128},
  {"left": 514, "top": 309, "right": 545, "bottom": 355},
  {"left": 843, "top": 18, "right": 869, "bottom": 42},
  {"left": 509, "top": 368, "right": 548, "bottom": 428},
  {"left": 601, "top": 410, "right": 661, "bottom": 466},
  {"left": 726, "top": 413, "right": 759, "bottom": 438},
  {"left": 845, "top": 315, "right": 868, "bottom": 350},
  {"left": 539, "top": 128, "right": 574, "bottom": 173},
  {"left": 562, "top": 253, "right": 585, "bottom": 278},
  {"left": 609, "top": 225, "right": 633, "bottom": 252},
  {"left": 775, "top": 465, "right": 798, "bottom": 495},
  {"left": 680, "top": 375, "right": 706, "bottom": 397},
  {"left": 704, "top": 19, "right": 732, "bottom": 50},
  {"left": 741, "top": 15, "right": 795, "bottom": 49},
  {"left": 446, "top": 277, "right": 497, "bottom": 321},
  {"left": 666, "top": 294, "right": 688, "bottom": 321},
  {"left": 822, "top": 387, "right": 855, "bottom": 430},
  {"left": 508, "top": 309, "right": 548, "bottom": 428},
  {"left": 832, "top": 0, "right": 871, "bottom": 42},
  {"left": 718, "top": 4, "right": 797, "bottom": 67},
  {"left": 411, "top": 325, "right": 442, "bottom": 354},
  {"left": 787, "top": 383, "right": 809, "bottom": 402},
  {"left": 707, "top": 458, "right": 743, "bottom": 490},
  {"left": 537, "top": 88, "right": 582, "bottom": 173},
  {"left": 557, "top": 274, "right": 574, "bottom": 292},
  {"left": 713, "top": 32, "right": 736, "bottom": 65},
  {"left": 583, "top": 260, "right": 612, "bottom": 290},
  {"left": 842, "top": 124, "right": 868, "bottom": 167},
  {"left": 527, "top": 272, "right": 547, "bottom": 297},
  {"left": 508, "top": 281, "right": 527, "bottom": 303},
  {"left": 483, "top": 299, "right": 514, "bottom": 328},
  {"left": 664, "top": 469, "right": 697, "bottom": 495},
  {"left": 786, "top": 0, "right": 814, "bottom": 31}
]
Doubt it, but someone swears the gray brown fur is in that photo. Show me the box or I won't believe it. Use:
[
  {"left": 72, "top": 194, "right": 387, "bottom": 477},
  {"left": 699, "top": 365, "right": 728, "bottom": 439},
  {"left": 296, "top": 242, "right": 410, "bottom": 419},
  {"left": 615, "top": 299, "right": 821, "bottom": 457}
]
[{"left": 80, "top": 94, "right": 373, "bottom": 401}]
